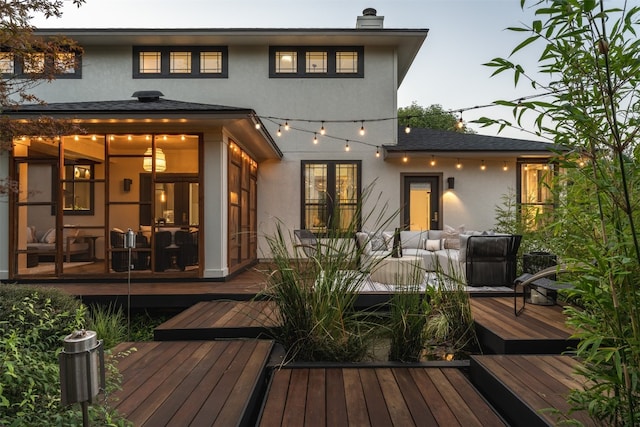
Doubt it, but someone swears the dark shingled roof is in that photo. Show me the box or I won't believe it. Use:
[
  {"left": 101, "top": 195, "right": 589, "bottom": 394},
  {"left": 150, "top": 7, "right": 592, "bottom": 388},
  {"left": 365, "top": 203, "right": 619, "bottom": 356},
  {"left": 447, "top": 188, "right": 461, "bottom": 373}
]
[
  {"left": 6, "top": 98, "right": 251, "bottom": 114},
  {"left": 388, "top": 127, "right": 563, "bottom": 153}
]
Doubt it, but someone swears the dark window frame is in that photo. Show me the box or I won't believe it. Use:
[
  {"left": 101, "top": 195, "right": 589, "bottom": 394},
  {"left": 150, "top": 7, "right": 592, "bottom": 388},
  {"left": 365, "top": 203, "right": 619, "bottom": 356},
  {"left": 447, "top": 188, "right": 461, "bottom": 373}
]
[
  {"left": 51, "top": 162, "right": 95, "bottom": 216},
  {"left": 516, "top": 158, "right": 558, "bottom": 230},
  {"left": 4, "top": 49, "right": 82, "bottom": 79},
  {"left": 301, "top": 160, "right": 362, "bottom": 236},
  {"left": 133, "top": 46, "right": 228, "bottom": 78},
  {"left": 269, "top": 46, "right": 364, "bottom": 78}
]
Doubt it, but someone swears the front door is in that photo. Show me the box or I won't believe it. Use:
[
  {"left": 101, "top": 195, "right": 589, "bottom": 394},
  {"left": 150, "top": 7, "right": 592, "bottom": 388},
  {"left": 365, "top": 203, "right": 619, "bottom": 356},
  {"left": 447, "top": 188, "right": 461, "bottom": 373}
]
[{"left": 402, "top": 175, "right": 441, "bottom": 230}]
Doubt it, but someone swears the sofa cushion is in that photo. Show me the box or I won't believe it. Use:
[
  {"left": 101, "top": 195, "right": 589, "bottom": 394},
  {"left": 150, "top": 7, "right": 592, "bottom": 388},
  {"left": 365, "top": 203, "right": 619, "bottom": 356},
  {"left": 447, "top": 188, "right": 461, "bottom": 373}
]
[
  {"left": 428, "top": 230, "right": 443, "bottom": 240},
  {"left": 400, "top": 230, "right": 428, "bottom": 250}
]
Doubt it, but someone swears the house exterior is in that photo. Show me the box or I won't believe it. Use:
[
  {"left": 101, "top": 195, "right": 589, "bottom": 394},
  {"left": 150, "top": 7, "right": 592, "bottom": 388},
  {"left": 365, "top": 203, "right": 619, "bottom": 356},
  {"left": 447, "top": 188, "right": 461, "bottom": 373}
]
[{"left": 0, "top": 9, "right": 558, "bottom": 281}]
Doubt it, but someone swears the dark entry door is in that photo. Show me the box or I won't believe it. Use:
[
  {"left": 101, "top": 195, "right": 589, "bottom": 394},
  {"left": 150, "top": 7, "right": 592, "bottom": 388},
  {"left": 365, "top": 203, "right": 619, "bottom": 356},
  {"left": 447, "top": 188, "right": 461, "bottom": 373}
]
[{"left": 403, "top": 175, "right": 440, "bottom": 230}]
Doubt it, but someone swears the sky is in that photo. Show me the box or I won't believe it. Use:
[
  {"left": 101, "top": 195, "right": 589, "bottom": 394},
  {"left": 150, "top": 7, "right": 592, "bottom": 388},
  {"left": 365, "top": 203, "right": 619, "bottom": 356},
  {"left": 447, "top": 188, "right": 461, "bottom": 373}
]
[{"left": 32, "top": 0, "right": 548, "bottom": 140}]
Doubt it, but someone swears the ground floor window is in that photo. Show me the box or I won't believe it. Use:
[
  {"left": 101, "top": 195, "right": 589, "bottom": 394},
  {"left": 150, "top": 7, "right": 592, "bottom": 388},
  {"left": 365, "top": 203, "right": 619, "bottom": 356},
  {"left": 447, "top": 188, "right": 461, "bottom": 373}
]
[
  {"left": 517, "top": 159, "right": 557, "bottom": 230},
  {"left": 301, "top": 160, "right": 361, "bottom": 235}
]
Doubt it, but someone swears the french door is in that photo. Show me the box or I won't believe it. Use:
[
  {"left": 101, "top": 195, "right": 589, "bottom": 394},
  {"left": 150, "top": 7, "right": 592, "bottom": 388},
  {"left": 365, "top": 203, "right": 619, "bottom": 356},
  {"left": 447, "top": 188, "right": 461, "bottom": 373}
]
[{"left": 402, "top": 175, "right": 441, "bottom": 231}]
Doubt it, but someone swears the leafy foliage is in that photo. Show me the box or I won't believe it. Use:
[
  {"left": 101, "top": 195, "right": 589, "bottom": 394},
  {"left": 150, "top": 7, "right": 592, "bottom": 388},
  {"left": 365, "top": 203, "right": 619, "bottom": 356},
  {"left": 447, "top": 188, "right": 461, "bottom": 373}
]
[
  {"left": 484, "top": 1, "right": 640, "bottom": 424},
  {"left": 0, "top": 285, "right": 131, "bottom": 426},
  {"left": 0, "top": 0, "right": 86, "bottom": 194},
  {"left": 398, "top": 102, "right": 475, "bottom": 133}
]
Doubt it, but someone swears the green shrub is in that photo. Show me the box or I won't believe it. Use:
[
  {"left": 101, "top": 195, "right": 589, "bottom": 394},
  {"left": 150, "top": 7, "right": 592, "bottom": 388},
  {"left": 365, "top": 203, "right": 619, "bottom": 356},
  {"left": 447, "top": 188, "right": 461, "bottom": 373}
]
[{"left": 0, "top": 284, "right": 131, "bottom": 426}]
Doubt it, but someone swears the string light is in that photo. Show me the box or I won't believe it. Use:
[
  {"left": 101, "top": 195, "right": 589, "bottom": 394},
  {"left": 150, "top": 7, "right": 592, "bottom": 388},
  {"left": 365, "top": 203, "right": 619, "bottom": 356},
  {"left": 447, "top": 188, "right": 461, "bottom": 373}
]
[
  {"left": 403, "top": 153, "right": 408, "bottom": 162},
  {"left": 503, "top": 161, "right": 508, "bottom": 171},
  {"left": 480, "top": 160, "right": 486, "bottom": 171},
  {"left": 430, "top": 155, "right": 436, "bottom": 167},
  {"left": 254, "top": 90, "right": 554, "bottom": 159},
  {"left": 456, "top": 158, "right": 462, "bottom": 169},
  {"left": 313, "top": 133, "right": 318, "bottom": 144},
  {"left": 345, "top": 140, "right": 350, "bottom": 151},
  {"left": 254, "top": 122, "right": 261, "bottom": 130}
]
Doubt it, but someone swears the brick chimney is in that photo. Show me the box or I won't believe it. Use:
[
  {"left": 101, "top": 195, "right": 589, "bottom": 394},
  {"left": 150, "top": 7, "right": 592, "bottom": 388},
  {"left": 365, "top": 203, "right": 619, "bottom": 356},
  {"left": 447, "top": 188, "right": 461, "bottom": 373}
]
[{"left": 356, "top": 8, "right": 384, "bottom": 29}]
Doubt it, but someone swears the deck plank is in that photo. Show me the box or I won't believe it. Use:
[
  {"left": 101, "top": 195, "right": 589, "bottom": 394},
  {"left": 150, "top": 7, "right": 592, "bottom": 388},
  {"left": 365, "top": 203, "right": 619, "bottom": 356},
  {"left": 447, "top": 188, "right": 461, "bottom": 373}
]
[
  {"left": 258, "top": 368, "right": 292, "bottom": 427},
  {"left": 260, "top": 367, "right": 504, "bottom": 427},
  {"left": 325, "top": 368, "right": 349, "bottom": 427},
  {"left": 111, "top": 340, "right": 273, "bottom": 427},
  {"left": 470, "top": 355, "right": 597, "bottom": 426},
  {"left": 342, "top": 368, "right": 370, "bottom": 426}
]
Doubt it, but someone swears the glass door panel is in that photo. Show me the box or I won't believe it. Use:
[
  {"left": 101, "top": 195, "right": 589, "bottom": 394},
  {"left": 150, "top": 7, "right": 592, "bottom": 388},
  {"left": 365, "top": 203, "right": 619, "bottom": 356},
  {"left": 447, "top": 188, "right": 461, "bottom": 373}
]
[{"left": 403, "top": 176, "right": 440, "bottom": 231}]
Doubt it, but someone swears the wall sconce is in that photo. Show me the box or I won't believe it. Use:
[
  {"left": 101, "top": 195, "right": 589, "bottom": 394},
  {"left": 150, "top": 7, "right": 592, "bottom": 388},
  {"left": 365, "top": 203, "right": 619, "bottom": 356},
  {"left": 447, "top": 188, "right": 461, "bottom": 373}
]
[
  {"left": 447, "top": 177, "right": 455, "bottom": 190},
  {"left": 123, "top": 178, "right": 132, "bottom": 192}
]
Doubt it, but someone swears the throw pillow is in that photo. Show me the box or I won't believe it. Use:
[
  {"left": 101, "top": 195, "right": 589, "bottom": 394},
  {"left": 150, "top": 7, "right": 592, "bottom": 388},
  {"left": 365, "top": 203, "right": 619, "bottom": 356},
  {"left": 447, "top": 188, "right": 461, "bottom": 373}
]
[
  {"left": 442, "top": 224, "right": 464, "bottom": 250},
  {"left": 42, "top": 227, "right": 56, "bottom": 244},
  {"left": 382, "top": 231, "right": 394, "bottom": 251},
  {"left": 368, "top": 233, "right": 387, "bottom": 252},
  {"left": 425, "top": 239, "right": 441, "bottom": 251},
  {"left": 26, "top": 226, "right": 35, "bottom": 243}
]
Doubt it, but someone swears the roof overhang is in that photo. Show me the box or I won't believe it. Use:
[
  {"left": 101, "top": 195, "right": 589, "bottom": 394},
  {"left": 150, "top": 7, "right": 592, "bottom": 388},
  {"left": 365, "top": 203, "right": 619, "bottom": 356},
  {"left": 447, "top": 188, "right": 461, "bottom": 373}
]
[
  {"left": 5, "top": 104, "right": 282, "bottom": 162},
  {"left": 34, "top": 28, "right": 428, "bottom": 86}
]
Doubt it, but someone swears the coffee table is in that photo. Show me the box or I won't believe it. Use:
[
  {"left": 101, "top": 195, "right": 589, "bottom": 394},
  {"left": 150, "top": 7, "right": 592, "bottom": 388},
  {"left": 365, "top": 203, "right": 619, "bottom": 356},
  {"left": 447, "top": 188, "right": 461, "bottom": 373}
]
[{"left": 369, "top": 255, "right": 425, "bottom": 285}]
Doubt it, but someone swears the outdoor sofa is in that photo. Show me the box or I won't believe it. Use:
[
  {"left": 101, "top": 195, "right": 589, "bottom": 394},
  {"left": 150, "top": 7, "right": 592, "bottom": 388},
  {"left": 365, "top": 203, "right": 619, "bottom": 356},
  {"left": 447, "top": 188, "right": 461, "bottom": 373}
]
[
  {"left": 355, "top": 228, "right": 521, "bottom": 287},
  {"left": 25, "top": 226, "right": 90, "bottom": 264}
]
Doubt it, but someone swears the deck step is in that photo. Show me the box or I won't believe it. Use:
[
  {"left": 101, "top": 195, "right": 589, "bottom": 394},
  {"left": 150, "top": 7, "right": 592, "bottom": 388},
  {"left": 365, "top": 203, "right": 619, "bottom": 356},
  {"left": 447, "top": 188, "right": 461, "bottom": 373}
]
[
  {"left": 154, "top": 300, "right": 280, "bottom": 340},
  {"left": 470, "top": 297, "right": 579, "bottom": 354},
  {"left": 469, "top": 355, "right": 596, "bottom": 427}
]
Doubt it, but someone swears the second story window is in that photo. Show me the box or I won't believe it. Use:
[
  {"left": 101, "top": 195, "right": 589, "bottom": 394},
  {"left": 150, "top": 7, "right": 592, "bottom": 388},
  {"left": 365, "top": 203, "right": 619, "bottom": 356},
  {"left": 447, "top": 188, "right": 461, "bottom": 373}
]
[
  {"left": 270, "top": 46, "right": 364, "bottom": 78},
  {"left": 0, "top": 52, "right": 14, "bottom": 74},
  {"left": 133, "top": 46, "right": 228, "bottom": 78}
]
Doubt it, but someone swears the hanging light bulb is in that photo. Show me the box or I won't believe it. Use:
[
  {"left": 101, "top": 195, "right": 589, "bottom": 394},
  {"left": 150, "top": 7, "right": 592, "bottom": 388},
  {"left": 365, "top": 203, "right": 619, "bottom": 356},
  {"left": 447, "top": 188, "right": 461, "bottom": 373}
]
[
  {"left": 503, "top": 162, "right": 508, "bottom": 171},
  {"left": 254, "top": 122, "right": 261, "bottom": 130},
  {"left": 480, "top": 160, "right": 486, "bottom": 171},
  {"left": 430, "top": 155, "right": 436, "bottom": 166},
  {"left": 456, "top": 158, "right": 462, "bottom": 169},
  {"left": 313, "top": 133, "right": 318, "bottom": 144},
  {"left": 284, "top": 121, "right": 290, "bottom": 131},
  {"left": 403, "top": 153, "right": 408, "bottom": 163},
  {"left": 320, "top": 121, "right": 326, "bottom": 135},
  {"left": 405, "top": 124, "right": 411, "bottom": 134},
  {"left": 359, "top": 121, "right": 365, "bottom": 136},
  {"left": 457, "top": 117, "right": 464, "bottom": 129},
  {"left": 375, "top": 147, "right": 380, "bottom": 158},
  {"left": 277, "top": 126, "right": 282, "bottom": 137},
  {"left": 345, "top": 140, "right": 350, "bottom": 152}
]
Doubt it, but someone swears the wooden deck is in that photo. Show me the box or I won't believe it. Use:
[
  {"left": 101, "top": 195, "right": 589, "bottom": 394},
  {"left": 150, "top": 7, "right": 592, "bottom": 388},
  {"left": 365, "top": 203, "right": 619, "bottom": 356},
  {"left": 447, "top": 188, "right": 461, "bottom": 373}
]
[
  {"left": 470, "top": 297, "right": 579, "bottom": 354},
  {"left": 258, "top": 366, "right": 507, "bottom": 426},
  {"left": 110, "top": 340, "right": 274, "bottom": 427},
  {"left": 154, "top": 300, "right": 279, "bottom": 340},
  {"left": 470, "top": 355, "right": 595, "bottom": 427}
]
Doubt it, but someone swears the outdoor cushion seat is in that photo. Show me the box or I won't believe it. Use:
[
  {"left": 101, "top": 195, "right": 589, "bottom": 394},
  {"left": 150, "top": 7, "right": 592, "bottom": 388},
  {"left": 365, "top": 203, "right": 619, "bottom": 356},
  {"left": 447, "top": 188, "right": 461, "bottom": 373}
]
[{"left": 154, "top": 231, "right": 173, "bottom": 272}]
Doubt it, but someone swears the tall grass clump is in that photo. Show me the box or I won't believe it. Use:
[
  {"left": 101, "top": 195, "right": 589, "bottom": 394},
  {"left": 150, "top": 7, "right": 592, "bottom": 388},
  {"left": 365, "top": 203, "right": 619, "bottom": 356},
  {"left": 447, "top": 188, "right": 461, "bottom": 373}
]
[
  {"left": 87, "top": 302, "right": 128, "bottom": 349},
  {"left": 423, "top": 263, "right": 478, "bottom": 360},
  {"left": 261, "top": 186, "right": 398, "bottom": 362}
]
